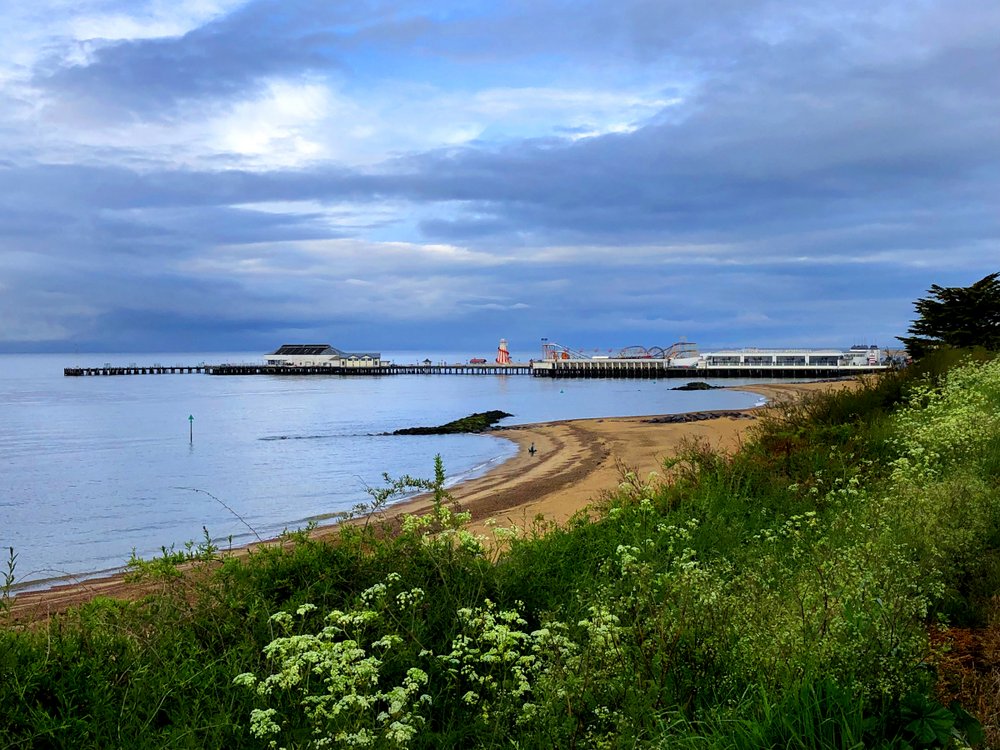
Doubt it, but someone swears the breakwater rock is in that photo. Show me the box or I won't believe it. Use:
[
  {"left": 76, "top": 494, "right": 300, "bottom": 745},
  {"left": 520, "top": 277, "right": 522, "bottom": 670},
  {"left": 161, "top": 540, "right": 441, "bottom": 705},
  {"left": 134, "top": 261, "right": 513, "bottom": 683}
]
[
  {"left": 643, "top": 410, "right": 755, "bottom": 424},
  {"left": 671, "top": 381, "right": 722, "bottom": 391},
  {"left": 392, "top": 410, "right": 514, "bottom": 435}
]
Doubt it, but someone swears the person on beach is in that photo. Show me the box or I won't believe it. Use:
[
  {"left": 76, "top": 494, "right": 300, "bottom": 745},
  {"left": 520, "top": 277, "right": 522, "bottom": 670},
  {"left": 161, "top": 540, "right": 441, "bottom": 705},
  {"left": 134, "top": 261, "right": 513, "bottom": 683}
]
[{"left": 529, "top": 442, "right": 536, "bottom": 456}]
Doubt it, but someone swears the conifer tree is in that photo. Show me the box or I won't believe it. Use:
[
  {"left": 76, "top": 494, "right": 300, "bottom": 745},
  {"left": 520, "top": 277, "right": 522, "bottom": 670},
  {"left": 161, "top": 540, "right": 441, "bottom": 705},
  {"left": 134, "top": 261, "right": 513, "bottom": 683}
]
[{"left": 898, "top": 272, "right": 1000, "bottom": 358}]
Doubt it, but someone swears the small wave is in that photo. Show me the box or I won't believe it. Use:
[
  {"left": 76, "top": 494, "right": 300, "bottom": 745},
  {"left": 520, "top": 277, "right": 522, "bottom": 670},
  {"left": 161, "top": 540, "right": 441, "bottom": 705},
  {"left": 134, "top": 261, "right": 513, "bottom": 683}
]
[
  {"left": 259, "top": 434, "right": 336, "bottom": 442},
  {"left": 444, "top": 447, "right": 518, "bottom": 488},
  {"left": 12, "top": 564, "right": 129, "bottom": 593}
]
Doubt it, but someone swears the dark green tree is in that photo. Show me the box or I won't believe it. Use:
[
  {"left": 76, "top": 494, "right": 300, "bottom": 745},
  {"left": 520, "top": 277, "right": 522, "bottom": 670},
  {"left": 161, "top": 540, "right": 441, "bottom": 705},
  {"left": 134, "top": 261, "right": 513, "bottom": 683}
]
[{"left": 898, "top": 272, "right": 1000, "bottom": 358}]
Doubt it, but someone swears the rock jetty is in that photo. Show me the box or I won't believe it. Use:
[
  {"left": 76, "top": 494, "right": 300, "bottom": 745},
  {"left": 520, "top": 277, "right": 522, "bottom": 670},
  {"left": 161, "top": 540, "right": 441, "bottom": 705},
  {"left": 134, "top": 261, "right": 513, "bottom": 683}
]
[
  {"left": 392, "top": 410, "right": 514, "bottom": 435},
  {"left": 643, "top": 410, "right": 754, "bottom": 424}
]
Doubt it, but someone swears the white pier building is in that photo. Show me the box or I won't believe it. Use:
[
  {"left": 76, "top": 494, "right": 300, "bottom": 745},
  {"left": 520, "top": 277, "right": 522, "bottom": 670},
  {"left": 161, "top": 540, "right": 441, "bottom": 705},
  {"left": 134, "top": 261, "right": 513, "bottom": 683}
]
[
  {"left": 264, "top": 344, "right": 387, "bottom": 368},
  {"left": 530, "top": 345, "right": 887, "bottom": 378}
]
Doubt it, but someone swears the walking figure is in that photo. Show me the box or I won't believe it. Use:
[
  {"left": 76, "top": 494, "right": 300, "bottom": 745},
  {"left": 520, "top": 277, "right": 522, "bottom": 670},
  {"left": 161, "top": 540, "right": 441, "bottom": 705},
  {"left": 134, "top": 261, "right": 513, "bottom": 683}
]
[{"left": 528, "top": 442, "right": 536, "bottom": 456}]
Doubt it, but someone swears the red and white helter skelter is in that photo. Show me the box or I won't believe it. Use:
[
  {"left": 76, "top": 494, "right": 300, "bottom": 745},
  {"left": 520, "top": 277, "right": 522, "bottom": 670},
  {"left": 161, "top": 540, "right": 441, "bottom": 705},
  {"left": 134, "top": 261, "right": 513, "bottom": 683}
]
[{"left": 495, "top": 338, "right": 511, "bottom": 365}]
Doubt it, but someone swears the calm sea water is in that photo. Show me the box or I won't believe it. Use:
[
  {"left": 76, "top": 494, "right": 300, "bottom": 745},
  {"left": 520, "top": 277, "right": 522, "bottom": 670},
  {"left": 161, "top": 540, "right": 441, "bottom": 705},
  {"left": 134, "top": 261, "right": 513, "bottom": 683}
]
[{"left": 0, "top": 352, "right": 764, "bottom": 587}]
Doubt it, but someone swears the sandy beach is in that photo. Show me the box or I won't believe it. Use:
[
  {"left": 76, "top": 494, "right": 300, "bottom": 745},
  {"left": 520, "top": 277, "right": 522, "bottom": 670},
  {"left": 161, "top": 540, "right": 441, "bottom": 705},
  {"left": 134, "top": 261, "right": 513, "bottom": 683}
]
[
  {"left": 8, "top": 379, "right": 850, "bottom": 620},
  {"left": 360, "top": 379, "right": 853, "bottom": 535}
]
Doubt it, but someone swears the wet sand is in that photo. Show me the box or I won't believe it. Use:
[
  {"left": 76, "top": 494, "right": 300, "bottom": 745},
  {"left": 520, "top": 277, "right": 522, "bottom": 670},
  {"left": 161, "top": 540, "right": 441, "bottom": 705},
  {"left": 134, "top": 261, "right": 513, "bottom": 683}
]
[{"left": 8, "top": 379, "right": 852, "bottom": 620}]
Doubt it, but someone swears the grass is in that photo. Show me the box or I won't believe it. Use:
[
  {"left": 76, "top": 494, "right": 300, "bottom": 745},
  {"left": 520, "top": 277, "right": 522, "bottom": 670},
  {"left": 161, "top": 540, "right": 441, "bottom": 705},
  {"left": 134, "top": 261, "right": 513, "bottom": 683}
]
[
  {"left": 1, "top": 547, "right": 16, "bottom": 618},
  {"left": 1, "top": 349, "right": 998, "bottom": 748}
]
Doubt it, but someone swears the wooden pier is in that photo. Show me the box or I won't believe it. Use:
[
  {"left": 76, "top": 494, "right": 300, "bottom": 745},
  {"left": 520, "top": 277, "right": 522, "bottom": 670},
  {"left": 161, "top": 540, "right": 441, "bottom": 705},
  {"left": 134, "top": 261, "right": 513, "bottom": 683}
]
[
  {"left": 64, "top": 358, "right": 888, "bottom": 379},
  {"left": 64, "top": 365, "right": 210, "bottom": 376},
  {"left": 64, "top": 363, "right": 532, "bottom": 377},
  {"left": 209, "top": 363, "right": 531, "bottom": 376}
]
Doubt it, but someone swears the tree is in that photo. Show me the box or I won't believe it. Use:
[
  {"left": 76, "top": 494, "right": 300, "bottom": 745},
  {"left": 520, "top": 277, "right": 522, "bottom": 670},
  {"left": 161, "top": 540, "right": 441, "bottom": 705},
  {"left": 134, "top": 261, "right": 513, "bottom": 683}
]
[{"left": 898, "top": 272, "right": 1000, "bottom": 358}]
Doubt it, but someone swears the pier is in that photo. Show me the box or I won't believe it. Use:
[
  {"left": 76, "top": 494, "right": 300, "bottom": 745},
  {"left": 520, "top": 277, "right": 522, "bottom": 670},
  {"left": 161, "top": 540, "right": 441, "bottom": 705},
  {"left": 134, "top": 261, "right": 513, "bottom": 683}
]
[
  {"left": 64, "top": 362, "right": 533, "bottom": 377},
  {"left": 64, "top": 365, "right": 210, "bottom": 376},
  {"left": 209, "top": 362, "right": 532, "bottom": 376},
  {"left": 63, "top": 342, "right": 891, "bottom": 380},
  {"left": 64, "top": 359, "right": 887, "bottom": 379}
]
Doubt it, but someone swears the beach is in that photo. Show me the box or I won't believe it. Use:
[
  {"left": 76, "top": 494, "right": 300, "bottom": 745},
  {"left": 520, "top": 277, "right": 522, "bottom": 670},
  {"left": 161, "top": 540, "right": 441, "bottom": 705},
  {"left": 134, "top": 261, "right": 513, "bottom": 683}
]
[
  {"left": 8, "top": 380, "right": 850, "bottom": 619},
  {"left": 363, "top": 380, "right": 854, "bottom": 535}
]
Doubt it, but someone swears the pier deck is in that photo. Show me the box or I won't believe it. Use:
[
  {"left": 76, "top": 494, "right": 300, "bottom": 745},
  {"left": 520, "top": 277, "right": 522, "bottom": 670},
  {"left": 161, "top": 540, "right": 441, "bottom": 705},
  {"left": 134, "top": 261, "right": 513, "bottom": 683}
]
[
  {"left": 209, "top": 363, "right": 532, "bottom": 376},
  {"left": 64, "top": 363, "right": 532, "bottom": 377},
  {"left": 63, "top": 365, "right": 210, "bottom": 376}
]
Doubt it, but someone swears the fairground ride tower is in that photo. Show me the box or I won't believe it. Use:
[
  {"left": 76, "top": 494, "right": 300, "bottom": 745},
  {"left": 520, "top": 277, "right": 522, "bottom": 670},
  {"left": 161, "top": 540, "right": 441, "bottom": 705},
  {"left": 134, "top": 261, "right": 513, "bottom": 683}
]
[{"left": 496, "top": 338, "right": 511, "bottom": 365}]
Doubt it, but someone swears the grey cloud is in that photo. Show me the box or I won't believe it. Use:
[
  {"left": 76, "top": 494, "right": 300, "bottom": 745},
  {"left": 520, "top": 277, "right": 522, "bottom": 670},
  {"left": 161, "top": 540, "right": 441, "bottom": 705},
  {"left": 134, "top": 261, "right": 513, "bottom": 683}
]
[
  {"left": 24, "top": 0, "right": 863, "bottom": 118},
  {"left": 349, "top": 0, "right": 779, "bottom": 67},
  {"left": 33, "top": 0, "right": 364, "bottom": 117},
  {"left": 389, "top": 22, "right": 1000, "bottom": 247}
]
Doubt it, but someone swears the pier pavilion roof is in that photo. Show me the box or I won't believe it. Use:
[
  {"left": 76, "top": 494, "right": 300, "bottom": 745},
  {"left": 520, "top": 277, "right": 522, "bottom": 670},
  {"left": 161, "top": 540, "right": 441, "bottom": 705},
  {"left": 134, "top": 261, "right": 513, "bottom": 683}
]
[
  {"left": 271, "top": 344, "right": 338, "bottom": 356},
  {"left": 269, "top": 344, "right": 382, "bottom": 359}
]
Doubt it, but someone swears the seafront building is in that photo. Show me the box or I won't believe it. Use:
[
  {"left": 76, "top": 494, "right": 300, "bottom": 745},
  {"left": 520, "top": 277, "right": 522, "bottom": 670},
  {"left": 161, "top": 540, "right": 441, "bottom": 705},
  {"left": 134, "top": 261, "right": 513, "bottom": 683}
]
[
  {"left": 530, "top": 344, "right": 887, "bottom": 378},
  {"left": 699, "top": 345, "right": 883, "bottom": 368},
  {"left": 263, "top": 344, "right": 387, "bottom": 368}
]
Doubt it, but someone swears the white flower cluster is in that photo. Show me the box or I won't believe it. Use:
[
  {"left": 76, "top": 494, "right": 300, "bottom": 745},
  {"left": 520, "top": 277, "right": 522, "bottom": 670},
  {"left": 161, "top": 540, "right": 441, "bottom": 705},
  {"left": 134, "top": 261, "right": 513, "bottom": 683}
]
[
  {"left": 234, "top": 577, "right": 432, "bottom": 749},
  {"left": 440, "top": 599, "right": 535, "bottom": 718}
]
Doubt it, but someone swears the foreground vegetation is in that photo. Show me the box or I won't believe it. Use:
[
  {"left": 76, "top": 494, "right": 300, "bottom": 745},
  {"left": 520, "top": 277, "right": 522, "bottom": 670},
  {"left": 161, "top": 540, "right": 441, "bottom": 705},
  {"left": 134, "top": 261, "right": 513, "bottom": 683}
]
[{"left": 2, "top": 351, "right": 999, "bottom": 748}]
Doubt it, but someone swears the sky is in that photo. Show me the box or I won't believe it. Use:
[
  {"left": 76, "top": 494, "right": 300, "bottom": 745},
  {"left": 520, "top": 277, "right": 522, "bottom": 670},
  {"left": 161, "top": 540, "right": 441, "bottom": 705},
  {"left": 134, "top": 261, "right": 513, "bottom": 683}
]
[{"left": 0, "top": 0, "right": 997, "bottom": 355}]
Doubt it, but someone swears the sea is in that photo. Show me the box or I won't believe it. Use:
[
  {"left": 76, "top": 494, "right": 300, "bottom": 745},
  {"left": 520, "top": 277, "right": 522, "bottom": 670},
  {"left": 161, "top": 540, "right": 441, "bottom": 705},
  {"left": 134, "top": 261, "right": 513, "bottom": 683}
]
[{"left": 0, "top": 351, "right": 766, "bottom": 589}]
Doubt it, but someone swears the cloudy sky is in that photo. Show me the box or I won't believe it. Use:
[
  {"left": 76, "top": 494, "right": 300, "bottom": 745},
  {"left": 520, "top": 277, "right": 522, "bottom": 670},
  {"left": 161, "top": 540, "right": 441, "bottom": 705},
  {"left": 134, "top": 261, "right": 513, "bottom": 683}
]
[{"left": 1, "top": 0, "right": 997, "bottom": 354}]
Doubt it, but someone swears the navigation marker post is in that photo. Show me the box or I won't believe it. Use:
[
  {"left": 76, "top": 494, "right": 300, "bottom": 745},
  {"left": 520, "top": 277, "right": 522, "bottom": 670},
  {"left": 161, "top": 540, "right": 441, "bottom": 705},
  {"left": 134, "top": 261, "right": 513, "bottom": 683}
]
[{"left": 189, "top": 414, "right": 194, "bottom": 444}]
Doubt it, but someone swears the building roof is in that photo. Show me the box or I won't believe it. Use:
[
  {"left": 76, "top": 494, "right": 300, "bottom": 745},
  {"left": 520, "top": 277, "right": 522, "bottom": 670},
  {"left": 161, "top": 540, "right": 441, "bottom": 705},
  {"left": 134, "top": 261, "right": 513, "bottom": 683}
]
[
  {"left": 702, "top": 348, "right": 856, "bottom": 356},
  {"left": 268, "top": 344, "right": 382, "bottom": 359},
  {"left": 271, "top": 344, "right": 338, "bottom": 356}
]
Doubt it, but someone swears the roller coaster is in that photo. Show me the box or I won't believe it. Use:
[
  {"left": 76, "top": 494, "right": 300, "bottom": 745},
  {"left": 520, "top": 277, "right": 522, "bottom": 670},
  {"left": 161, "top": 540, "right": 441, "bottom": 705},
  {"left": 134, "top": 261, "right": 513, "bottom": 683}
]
[{"left": 541, "top": 341, "right": 699, "bottom": 361}]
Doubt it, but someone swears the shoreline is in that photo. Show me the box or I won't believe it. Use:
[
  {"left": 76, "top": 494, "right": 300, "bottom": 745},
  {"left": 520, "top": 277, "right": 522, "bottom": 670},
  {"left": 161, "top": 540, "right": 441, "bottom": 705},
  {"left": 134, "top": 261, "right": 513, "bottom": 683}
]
[
  {"left": 8, "top": 379, "right": 852, "bottom": 619},
  {"left": 329, "top": 380, "right": 852, "bottom": 534}
]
